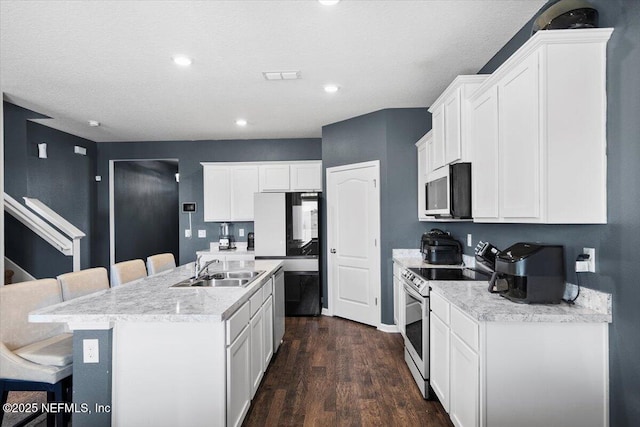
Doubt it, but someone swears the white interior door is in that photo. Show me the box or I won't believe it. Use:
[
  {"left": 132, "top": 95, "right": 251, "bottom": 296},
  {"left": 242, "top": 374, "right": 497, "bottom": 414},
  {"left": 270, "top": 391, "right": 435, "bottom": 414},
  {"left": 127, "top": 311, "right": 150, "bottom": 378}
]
[{"left": 327, "top": 161, "right": 380, "bottom": 327}]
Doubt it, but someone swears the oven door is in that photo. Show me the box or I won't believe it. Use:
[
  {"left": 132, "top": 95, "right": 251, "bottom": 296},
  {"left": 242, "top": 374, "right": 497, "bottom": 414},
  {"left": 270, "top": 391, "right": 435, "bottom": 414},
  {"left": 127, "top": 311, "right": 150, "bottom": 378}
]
[{"left": 402, "top": 281, "right": 429, "bottom": 379}]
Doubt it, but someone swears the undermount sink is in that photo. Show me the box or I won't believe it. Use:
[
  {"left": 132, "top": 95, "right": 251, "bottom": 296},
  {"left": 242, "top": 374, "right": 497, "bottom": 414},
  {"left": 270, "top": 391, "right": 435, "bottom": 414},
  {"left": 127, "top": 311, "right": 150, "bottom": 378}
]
[{"left": 171, "top": 270, "right": 265, "bottom": 288}]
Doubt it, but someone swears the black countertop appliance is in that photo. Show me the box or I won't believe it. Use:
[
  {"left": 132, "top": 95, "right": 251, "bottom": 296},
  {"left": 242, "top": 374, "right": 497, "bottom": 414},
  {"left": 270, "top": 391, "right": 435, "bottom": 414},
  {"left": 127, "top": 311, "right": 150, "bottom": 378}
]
[
  {"left": 420, "top": 229, "right": 462, "bottom": 265},
  {"left": 492, "top": 242, "right": 565, "bottom": 304}
]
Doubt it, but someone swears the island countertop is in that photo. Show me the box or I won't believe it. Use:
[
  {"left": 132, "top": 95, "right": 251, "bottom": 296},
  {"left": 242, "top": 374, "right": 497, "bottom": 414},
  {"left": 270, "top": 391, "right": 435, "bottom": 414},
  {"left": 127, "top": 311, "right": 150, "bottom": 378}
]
[
  {"left": 29, "top": 259, "right": 283, "bottom": 324},
  {"left": 393, "top": 254, "right": 612, "bottom": 324}
]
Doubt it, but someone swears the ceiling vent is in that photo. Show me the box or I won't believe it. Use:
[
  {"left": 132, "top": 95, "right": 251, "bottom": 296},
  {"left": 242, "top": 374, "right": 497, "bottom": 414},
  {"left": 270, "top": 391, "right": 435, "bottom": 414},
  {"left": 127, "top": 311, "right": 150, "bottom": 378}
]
[{"left": 263, "top": 71, "right": 301, "bottom": 81}]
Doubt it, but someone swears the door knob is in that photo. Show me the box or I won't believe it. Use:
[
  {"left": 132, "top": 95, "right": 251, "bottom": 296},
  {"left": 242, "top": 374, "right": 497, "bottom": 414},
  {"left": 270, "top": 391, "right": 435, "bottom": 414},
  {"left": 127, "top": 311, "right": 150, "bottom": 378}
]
[{"left": 330, "top": 248, "right": 336, "bottom": 254}]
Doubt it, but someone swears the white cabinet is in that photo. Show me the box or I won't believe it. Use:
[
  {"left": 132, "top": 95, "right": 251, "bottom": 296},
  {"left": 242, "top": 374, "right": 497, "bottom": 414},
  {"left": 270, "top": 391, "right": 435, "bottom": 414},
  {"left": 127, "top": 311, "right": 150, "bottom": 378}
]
[
  {"left": 469, "top": 28, "right": 612, "bottom": 224},
  {"left": 226, "top": 302, "right": 251, "bottom": 427},
  {"left": 430, "top": 289, "right": 609, "bottom": 427},
  {"left": 450, "top": 334, "right": 479, "bottom": 427},
  {"left": 470, "top": 86, "right": 499, "bottom": 220},
  {"left": 415, "top": 132, "right": 430, "bottom": 220},
  {"left": 290, "top": 162, "right": 322, "bottom": 191},
  {"left": 431, "top": 104, "right": 446, "bottom": 171},
  {"left": 428, "top": 75, "right": 488, "bottom": 173},
  {"left": 392, "top": 262, "right": 406, "bottom": 338},
  {"left": 429, "top": 293, "right": 450, "bottom": 412},
  {"left": 259, "top": 161, "right": 322, "bottom": 192},
  {"left": 202, "top": 163, "right": 259, "bottom": 222},
  {"left": 259, "top": 164, "right": 290, "bottom": 192},
  {"left": 249, "top": 278, "right": 275, "bottom": 398},
  {"left": 263, "top": 295, "right": 274, "bottom": 367}
]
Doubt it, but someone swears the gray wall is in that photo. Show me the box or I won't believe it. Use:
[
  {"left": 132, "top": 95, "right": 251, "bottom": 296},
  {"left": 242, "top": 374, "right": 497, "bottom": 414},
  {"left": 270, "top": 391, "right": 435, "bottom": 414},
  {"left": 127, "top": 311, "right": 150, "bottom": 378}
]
[
  {"left": 426, "top": 2, "right": 639, "bottom": 425},
  {"left": 95, "top": 139, "right": 321, "bottom": 267},
  {"left": 3, "top": 102, "right": 97, "bottom": 278},
  {"left": 321, "top": 108, "right": 430, "bottom": 323}
]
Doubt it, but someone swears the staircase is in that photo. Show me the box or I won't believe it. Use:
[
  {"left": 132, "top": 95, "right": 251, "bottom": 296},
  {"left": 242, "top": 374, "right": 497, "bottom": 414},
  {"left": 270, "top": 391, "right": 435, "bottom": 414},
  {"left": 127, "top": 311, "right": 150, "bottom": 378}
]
[{"left": 3, "top": 193, "right": 85, "bottom": 277}]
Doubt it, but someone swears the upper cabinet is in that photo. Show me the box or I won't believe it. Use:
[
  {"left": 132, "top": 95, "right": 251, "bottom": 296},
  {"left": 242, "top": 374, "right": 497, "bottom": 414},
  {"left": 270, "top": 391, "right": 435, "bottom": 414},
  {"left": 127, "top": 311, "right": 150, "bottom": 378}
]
[
  {"left": 469, "top": 28, "right": 613, "bottom": 224},
  {"left": 203, "top": 160, "right": 322, "bottom": 222},
  {"left": 259, "top": 161, "right": 322, "bottom": 192},
  {"left": 202, "top": 164, "right": 259, "bottom": 222},
  {"left": 428, "top": 75, "right": 489, "bottom": 174},
  {"left": 415, "top": 132, "right": 431, "bottom": 221}
]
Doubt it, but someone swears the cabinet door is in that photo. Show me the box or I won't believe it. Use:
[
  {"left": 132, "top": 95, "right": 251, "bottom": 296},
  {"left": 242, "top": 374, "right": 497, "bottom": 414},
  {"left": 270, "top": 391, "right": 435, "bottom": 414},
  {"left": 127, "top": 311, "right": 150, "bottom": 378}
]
[
  {"left": 227, "top": 325, "right": 251, "bottom": 427},
  {"left": 450, "top": 334, "right": 479, "bottom": 427},
  {"left": 444, "top": 90, "right": 462, "bottom": 164},
  {"left": 432, "top": 104, "right": 446, "bottom": 170},
  {"left": 263, "top": 295, "right": 274, "bottom": 368},
  {"left": 259, "top": 164, "right": 290, "bottom": 192},
  {"left": 417, "top": 140, "right": 428, "bottom": 220},
  {"left": 231, "top": 166, "right": 259, "bottom": 221},
  {"left": 430, "top": 313, "right": 451, "bottom": 413},
  {"left": 290, "top": 162, "right": 322, "bottom": 191},
  {"left": 203, "top": 165, "right": 231, "bottom": 222},
  {"left": 393, "top": 274, "right": 400, "bottom": 326},
  {"left": 471, "top": 86, "right": 500, "bottom": 220},
  {"left": 498, "top": 53, "right": 540, "bottom": 220},
  {"left": 398, "top": 281, "right": 406, "bottom": 340},
  {"left": 250, "top": 308, "right": 264, "bottom": 398}
]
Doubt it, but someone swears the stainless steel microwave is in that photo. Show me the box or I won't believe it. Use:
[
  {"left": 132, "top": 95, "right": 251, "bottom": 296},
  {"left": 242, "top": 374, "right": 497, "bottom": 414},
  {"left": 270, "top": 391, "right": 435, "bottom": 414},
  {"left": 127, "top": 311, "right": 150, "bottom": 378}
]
[{"left": 425, "top": 163, "right": 472, "bottom": 218}]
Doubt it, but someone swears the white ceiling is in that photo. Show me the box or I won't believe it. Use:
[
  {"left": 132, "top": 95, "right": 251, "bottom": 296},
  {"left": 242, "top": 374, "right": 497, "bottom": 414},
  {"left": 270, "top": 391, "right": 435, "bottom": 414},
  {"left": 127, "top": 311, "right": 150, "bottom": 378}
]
[{"left": 0, "top": 0, "right": 546, "bottom": 143}]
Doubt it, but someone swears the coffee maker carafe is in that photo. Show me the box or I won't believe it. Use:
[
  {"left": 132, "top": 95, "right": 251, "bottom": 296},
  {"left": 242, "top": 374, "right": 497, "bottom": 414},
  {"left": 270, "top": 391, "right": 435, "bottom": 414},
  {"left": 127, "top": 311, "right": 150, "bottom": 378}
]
[{"left": 489, "top": 242, "right": 565, "bottom": 304}]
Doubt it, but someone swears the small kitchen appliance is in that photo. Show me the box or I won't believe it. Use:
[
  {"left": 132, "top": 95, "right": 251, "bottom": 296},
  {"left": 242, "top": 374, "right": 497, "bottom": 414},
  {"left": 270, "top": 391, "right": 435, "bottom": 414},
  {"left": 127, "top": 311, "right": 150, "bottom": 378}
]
[
  {"left": 218, "top": 222, "right": 236, "bottom": 250},
  {"left": 490, "top": 242, "right": 565, "bottom": 304},
  {"left": 421, "top": 229, "right": 462, "bottom": 265},
  {"left": 247, "top": 232, "right": 255, "bottom": 251}
]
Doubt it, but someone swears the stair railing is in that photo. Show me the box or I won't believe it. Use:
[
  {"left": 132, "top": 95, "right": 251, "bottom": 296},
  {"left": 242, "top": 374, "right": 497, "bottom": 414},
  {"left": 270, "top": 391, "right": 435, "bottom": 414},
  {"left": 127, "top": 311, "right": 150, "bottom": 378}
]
[{"left": 3, "top": 193, "right": 85, "bottom": 271}]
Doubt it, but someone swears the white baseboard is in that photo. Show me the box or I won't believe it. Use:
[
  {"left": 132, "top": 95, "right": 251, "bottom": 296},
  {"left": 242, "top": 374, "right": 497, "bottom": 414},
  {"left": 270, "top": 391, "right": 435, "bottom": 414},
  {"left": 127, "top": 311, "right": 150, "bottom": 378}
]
[
  {"left": 321, "top": 308, "right": 332, "bottom": 317},
  {"left": 377, "top": 323, "right": 400, "bottom": 334},
  {"left": 4, "top": 257, "right": 36, "bottom": 284}
]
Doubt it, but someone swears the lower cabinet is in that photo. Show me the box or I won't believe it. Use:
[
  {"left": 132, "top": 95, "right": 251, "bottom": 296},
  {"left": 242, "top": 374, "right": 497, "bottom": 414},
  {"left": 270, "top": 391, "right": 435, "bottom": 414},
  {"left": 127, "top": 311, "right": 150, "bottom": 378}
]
[
  {"left": 429, "top": 289, "right": 609, "bottom": 427},
  {"left": 449, "top": 334, "right": 479, "bottom": 427},
  {"left": 227, "top": 275, "right": 277, "bottom": 426},
  {"left": 227, "top": 322, "right": 251, "bottom": 427}
]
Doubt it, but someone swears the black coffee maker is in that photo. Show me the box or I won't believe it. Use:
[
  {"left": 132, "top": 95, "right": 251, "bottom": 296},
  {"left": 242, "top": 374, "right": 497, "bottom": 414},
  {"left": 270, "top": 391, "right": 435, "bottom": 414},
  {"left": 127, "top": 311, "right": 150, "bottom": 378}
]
[{"left": 489, "top": 242, "right": 565, "bottom": 304}]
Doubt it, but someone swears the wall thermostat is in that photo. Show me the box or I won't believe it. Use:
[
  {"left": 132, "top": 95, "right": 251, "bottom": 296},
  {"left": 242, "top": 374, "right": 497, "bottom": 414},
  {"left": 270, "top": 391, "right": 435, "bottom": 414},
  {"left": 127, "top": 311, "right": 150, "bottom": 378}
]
[{"left": 182, "top": 202, "right": 197, "bottom": 213}]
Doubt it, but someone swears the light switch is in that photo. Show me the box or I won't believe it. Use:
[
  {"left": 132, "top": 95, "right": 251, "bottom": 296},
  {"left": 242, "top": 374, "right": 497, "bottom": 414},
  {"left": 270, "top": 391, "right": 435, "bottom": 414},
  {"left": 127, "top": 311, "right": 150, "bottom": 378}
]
[{"left": 198, "top": 230, "right": 207, "bottom": 238}]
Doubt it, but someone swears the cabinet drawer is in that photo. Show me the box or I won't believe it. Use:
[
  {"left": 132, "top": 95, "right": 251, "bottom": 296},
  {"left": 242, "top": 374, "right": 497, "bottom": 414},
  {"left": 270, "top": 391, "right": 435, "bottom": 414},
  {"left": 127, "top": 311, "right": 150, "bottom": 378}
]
[
  {"left": 250, "top": 287, "right": 264, "bottom": 317},
  {"left": 430, "top": 292, "right": 450, "bottom": 324},
  {"left": 450, "top": 305, "right": 478, "bottom": 352},
  {"left": 227, "top": 301, "right": 250, "bottom": 346}
]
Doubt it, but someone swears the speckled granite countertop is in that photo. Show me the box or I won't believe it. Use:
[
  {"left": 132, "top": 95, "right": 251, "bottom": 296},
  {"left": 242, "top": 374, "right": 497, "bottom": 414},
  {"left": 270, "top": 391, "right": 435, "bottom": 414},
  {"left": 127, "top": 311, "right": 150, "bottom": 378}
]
[
  {"left": 393, "top": 251, "right": 612, "bottom": 324},
  {"left": 29, "top": 260, "right": 282, "bottom": 324}
]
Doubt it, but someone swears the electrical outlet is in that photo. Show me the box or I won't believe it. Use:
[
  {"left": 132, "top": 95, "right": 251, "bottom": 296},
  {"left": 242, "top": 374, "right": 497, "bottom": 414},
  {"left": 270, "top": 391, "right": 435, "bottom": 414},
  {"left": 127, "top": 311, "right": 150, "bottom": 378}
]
[
  {"left": 198, "top": 229, "right": 206, "bottom": 238},
  {"left": 185, "top": 229, "right": 192, "bottom": 238},
  {"left": 467, "top": 234, "right": 473, "bottom": 247},
  {"left": 239, "top": 228, "right": 245, "bottom": 237},
  {"left": 83, "top": 339, "right": 99, "bottom": 364},
  {"left": 583, "top": 247, "right": 596, "bottom": 273}
]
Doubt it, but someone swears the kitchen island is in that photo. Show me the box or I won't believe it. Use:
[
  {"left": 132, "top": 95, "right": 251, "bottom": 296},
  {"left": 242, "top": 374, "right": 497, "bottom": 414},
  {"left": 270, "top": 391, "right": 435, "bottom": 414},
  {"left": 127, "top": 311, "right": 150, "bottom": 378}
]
[
  {"left": 30, "top": 259, "right": 283, "bottom": 427},
  {"left": 394, "top": 251, "right": 612, "bottom": 427}
]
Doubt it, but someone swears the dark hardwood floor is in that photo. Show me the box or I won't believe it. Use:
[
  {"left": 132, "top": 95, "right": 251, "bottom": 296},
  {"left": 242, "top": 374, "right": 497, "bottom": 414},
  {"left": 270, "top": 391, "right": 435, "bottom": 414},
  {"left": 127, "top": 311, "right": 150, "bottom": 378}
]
[{"left": 244, "top": 316, "right": 453, "bottom": 427}]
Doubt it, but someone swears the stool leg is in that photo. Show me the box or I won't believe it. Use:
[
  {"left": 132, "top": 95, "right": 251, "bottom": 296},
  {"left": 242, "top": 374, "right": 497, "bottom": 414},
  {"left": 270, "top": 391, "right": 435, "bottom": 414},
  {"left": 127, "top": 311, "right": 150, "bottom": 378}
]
[
  {"left": 0, "top": 388, "right": 8, "bottom": 424},
  {"left": 46, "top": 391, "right": 55, "bottom": 427}
]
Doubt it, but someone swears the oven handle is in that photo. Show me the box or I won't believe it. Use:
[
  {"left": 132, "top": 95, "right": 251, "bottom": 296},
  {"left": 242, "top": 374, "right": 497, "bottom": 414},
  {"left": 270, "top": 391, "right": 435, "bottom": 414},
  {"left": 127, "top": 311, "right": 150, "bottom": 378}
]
[{"left": 402, "top": 279, "right": 427, "bottom": 303}]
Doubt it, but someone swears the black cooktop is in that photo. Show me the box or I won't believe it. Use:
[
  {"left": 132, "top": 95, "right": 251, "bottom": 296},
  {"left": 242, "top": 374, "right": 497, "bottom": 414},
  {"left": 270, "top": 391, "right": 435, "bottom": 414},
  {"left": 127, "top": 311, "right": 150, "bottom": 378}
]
[{"left": 408, "top": 267, "right": 489, "bottom": 281}]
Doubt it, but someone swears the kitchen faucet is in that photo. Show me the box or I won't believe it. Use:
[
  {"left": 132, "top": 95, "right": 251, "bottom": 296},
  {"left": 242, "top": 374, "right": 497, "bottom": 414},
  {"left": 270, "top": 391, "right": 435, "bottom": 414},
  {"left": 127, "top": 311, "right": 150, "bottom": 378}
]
[{"left": 194, "top": 255, "right": 220, "bottom": 278}]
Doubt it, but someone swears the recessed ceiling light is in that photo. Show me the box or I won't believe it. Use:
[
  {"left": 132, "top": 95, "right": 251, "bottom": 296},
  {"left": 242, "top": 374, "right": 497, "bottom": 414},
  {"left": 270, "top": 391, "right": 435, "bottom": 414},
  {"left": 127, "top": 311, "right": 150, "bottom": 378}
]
[
  {"left": 88, "top": 120, "right": 100, "bottom": 127},
  {"left": 236, "top": 119, "right": 247, "bottom": 127},
  {"left": 319, "top": 0, "right": 340, "bottom": 5},
  {"left": 173, "top": 56, "right": 192, "bottom": 66},
  {"left": 324, "top": 84, "right": 339, "bottom": 93}
]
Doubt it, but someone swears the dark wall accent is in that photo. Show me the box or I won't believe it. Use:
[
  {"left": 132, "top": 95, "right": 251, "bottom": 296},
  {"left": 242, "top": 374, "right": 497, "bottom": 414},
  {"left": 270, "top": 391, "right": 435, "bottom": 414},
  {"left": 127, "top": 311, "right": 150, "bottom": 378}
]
[
  {"left": 321, "top": 108, "right": 430, "bottom": 323},
  {"left": 95, "top": 139, "right": 321, "bottom": 267},
  {"left": 3, "top": 102, "right": 97, "bottom": 277},
  {"left": 72, "top": 330, "right": 112, "bottom": 427},
  {"left": 422, "top": 2, "right": 639, "bottom": 426},
  {"left": 114, "top": 160, "right": 179, "bottom": 263}
]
